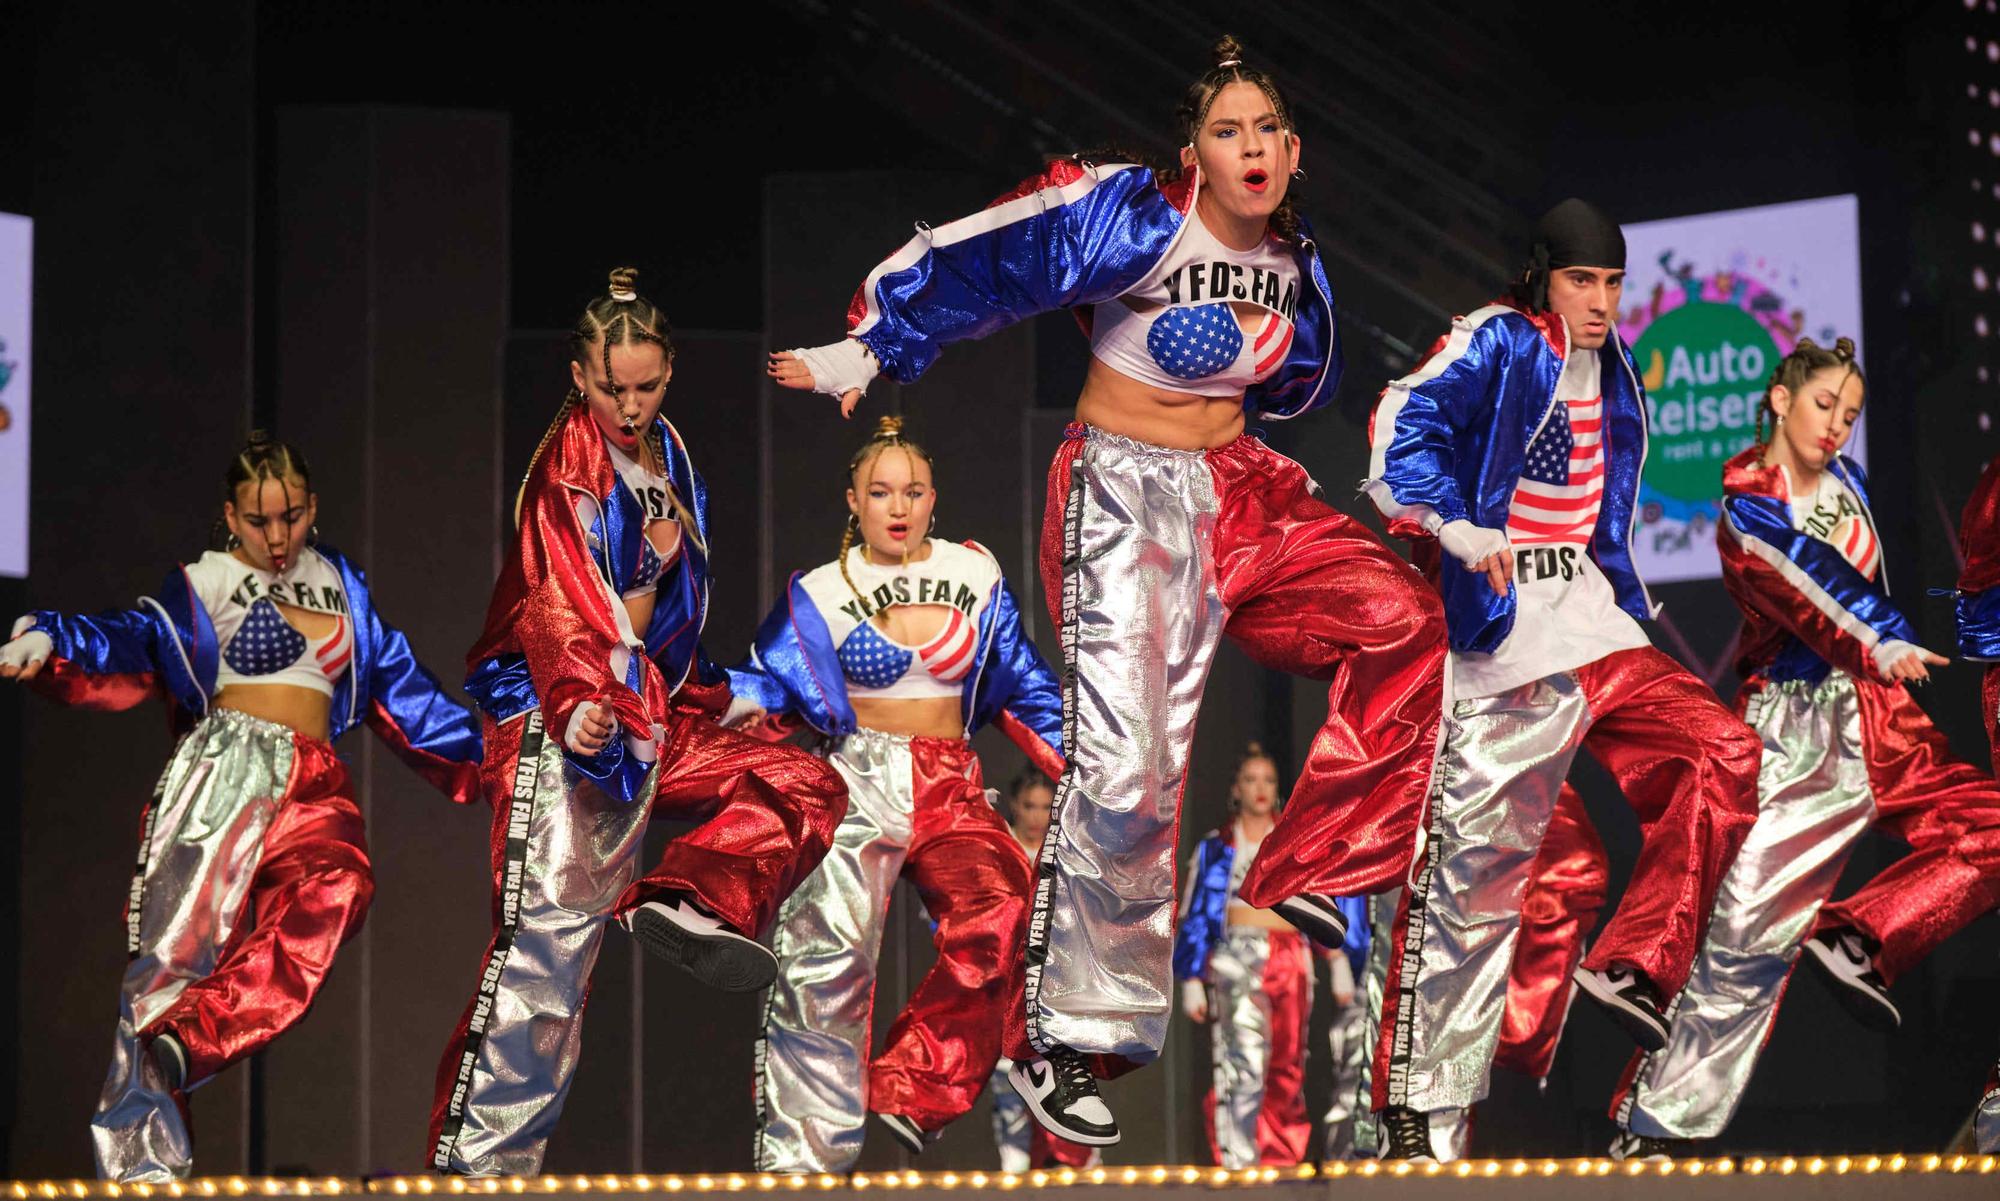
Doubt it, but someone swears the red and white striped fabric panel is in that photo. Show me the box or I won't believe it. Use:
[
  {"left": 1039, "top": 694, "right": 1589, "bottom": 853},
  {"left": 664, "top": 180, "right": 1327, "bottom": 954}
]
[
  {"left": 917, "top": 607, "right": 977, "bottom": 683},
  {"left": 1508, "top": 396, "right": 1604, "bottom": 546},
  {"left": 1826, "top": 513, "right": 1881, "bottom": 581},
  {"left": 1250, "top": 309, "right": 1295, "bottom": 379},
  {"left": 315, "top": 613, "right": 353, "bottom": 682}
]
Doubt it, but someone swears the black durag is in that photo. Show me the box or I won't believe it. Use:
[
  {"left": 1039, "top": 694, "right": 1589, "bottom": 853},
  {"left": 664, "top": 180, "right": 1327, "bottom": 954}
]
[{"left": 1526, "top": 198, "right": 1625, "bottom": 311}]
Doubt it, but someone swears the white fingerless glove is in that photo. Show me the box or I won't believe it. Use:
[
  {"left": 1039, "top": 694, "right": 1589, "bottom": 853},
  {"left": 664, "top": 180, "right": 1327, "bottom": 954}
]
[
  {"left": 1871, "top": 639, "right": 1931, "bottom": 680},
  {"left": 1437, "top": 520, "right": 1510, "bottom": 567},
  {"left": 0, "top": 622, "right": 51, "bottom": 673},
  {"left": 784, "top": 339, "right": 880, "bottom": 399},
  {"left": 563, "top": 701, "right": 620, "bottom": 755}
]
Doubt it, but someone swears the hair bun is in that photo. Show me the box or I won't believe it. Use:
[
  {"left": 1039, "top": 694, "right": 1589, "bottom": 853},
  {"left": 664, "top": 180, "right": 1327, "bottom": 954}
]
[
  {"left": 1244, "top": 740, "right": 1264, "bottom": 757},
  {"left": 873, "top": 414, "right": 905, "bottom": 440},
  {"left": 1211, "top": 34, "right": 1244, "bottom": 69},
  {"left": 607, "top": 266, "right": 640, "bottom": 303},
  {"left": 1833, "top": 336, "right": 1856, "bottom": 360},
  {"left": 245, "top": 428, "right": 276, "bottom": 448}
]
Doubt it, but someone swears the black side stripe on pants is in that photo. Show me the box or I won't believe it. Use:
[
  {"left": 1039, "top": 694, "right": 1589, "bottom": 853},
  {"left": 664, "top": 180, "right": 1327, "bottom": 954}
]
[
  {"left": 1024, "top": 453, "right": 1088, "bottom": 1057},
  {"left": 431, "top": 711, "right": 544, "bottom": 1170}
]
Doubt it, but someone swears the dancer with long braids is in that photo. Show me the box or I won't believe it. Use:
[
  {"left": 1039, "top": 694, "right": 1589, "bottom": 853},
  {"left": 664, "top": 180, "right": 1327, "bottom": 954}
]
[
  {"left": 726, "top": 416, "right": 1062, "bottom": 1170},
  {"left": 1364, "top": 199, "right": 1761, "bottom": 1160},
  {"left": 1608, "top": 338, "right": 2000, "bottom": 1159},
  {"left": 770, "top": 35, "right": 1448, "bottom": 1147},
  {"left": 0, "top": 434, "right": 483, "bottom": 1181},
  {"left": 429, "top": 268, "right": 846, "bottom": 1176}
]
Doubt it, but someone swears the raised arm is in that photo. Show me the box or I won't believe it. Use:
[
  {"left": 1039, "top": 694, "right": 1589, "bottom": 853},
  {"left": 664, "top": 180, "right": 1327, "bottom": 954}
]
[
  {"left": 2, "top": 564, "right": 207, "bottom": 711},
  {"left": 770, "top": 161, "right": 1170, "bottom": 412}
]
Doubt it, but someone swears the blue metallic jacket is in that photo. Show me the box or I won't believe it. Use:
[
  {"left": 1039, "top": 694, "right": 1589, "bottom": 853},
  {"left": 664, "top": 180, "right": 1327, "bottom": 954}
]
[
  {"left": 1719, "top": 448, "right": 1912, "bottom": 686},
  {"left": 726, "top": 543, "right": 1063, "bottom": 776},
  {"left": 1364, "top": 302, "right": 1654, "bottom": 653},
  {"left": 25, "top": 544, "right": 484, "bottom": 803},
  {"left": 1173, "top": 823, "right": 1368, "bottom": 980},
  {"left": 1956, "top": 454, "right": 2000, "bottom": 662},
  {"left": 844, "top": 158, "right": 1341, "bottom": 421}
]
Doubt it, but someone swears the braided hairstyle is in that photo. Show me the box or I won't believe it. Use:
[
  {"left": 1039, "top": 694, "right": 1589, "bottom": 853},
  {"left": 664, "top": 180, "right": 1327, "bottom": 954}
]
[
  {"left": 1754, "top": 336, "right": 1865, "bottom": 447},
  {"left": 1158, "top": 35, "right": 1303, "bottom": 244},
  {"left": 519, "top": 268, "right": 701, "bottom": 553},
  {"left": 837, "top": 415, "right": 935, "bottom": 610},
  {"left": 213, "top": 431, "right": 313, "bottom": 551}
]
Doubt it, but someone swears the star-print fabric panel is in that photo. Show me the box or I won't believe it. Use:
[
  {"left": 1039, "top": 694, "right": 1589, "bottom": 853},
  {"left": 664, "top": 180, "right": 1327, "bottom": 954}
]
[{"left": 186, "top": 549, "right": 354, "bottom": 694}]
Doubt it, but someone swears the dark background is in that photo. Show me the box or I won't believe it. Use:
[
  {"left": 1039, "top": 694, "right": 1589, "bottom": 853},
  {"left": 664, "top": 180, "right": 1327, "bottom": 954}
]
[{"left": 2, "top": 0, "right": 1996, "bottom": 1177}]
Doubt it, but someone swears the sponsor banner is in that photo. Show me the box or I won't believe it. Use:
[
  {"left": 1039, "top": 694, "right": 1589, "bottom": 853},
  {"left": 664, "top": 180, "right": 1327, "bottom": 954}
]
[{"left": 1619, "top": 196, "right": 1864, "bottom": 583}]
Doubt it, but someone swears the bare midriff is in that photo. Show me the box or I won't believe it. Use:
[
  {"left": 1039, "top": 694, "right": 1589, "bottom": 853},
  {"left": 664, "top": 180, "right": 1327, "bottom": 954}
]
[
  {"left": 214, "top": 602, "right": 337, "bottom": 742},
  {"left": 1073, "top": 356, "right": 1247, "bottom": 451},
  {"left": 850, "top": 599, "right": 966, "bottom": 739},
  {"left": 1226, "top": 903, "right": 1292, "bottom": 930},
  {"left": 620, "top": 518, "right": 684, "bottom": 636}
]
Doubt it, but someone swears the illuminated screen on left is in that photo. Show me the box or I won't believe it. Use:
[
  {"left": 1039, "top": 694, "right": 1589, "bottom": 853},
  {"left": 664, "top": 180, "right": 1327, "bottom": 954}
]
[{"left": 0, "top": 212, "right": 27, "bottom": 578}]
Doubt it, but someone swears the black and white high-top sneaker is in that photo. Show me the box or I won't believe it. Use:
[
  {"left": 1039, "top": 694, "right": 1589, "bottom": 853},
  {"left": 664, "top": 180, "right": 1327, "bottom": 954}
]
[
  {"left": 1609, "top": 1129, "right": 1693, "bottom": 1162},
  {"left": 624, "top": 893, "right": 778, "bottom": 993},
  {"left": 1801, "top": 927, "right": 1900, "bottom": 1031},
  {"left": 1377, "top": 1106, "right": 1439, "bottom": 1163},
  {"left": 874, "top": 1112, "right": 933, "bottom": 1155},
  {"left": 1008, "top": 1048, "right": 1120, "bottom": 1146},
  {"left": 1272, "top": 893, "right": 1349, "bottom": 949},
  {"left": 1573, "top": 966, "right": 1670, "bottom": 1051}
]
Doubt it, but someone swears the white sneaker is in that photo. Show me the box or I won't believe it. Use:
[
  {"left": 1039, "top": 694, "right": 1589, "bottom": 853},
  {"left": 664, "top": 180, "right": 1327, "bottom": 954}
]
[{"left": 1007, "top": 1049, "right": 1119, "bottom": 1146}]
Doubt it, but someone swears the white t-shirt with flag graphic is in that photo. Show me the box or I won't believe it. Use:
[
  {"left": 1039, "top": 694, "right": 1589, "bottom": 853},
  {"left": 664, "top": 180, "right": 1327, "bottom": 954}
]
[
  {"left": 796, "top": 540, "right": 999, "bottom": 702},
  {"left": 1450, "top": 348, "right": 1649, "bottom": 700},
  {"left": 1789, "top": 468, "right": 1879, "bottom": 580},
  {"left": 1087, "top": 210, "right": 1300, "bottom": 398}
]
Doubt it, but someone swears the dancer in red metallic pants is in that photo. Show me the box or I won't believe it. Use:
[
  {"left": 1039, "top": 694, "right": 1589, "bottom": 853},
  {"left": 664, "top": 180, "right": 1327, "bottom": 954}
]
[
  {"left": 726, "top": 419, "right": 1064, "bottom": 1170},
  {"left": 770, "top": 36, "right": 1447, "bottom": 1146},
  {"left": 0, "top": 435, "right": 482, "bottom": 1181},
  {"left": 430, "top": 270, "right": 845, "bottom": 1176}
]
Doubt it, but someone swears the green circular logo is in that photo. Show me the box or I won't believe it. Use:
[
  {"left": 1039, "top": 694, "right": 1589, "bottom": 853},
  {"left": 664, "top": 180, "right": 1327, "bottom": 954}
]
[{"left": 1630, "top": 302, "right": 1778, "bottom": 505}]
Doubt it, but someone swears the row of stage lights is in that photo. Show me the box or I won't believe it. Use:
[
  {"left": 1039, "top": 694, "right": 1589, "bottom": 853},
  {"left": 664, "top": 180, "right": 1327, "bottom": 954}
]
[{"left": 4, "top": 1156, "right": 1996, "bottom": 1197}]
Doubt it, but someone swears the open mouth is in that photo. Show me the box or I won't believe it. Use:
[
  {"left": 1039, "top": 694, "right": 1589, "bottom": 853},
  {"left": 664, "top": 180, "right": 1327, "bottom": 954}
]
[
  {"left": 1243, "top": 169, "right": 1269, "bottom": 193},
  {"left": 887, "top": 522, "right": 910, "bottom": 539}
]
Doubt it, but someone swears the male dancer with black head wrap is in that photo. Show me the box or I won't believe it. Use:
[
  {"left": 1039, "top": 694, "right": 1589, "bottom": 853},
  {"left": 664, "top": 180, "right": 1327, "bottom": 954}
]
[{"left": 1359, "top": 200, "right": 1760, "bottom": 1161}]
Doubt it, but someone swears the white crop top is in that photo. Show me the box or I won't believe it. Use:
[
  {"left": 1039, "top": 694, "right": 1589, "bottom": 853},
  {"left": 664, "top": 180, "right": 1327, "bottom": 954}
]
[
  {"left": 1089, "top": 211, "right": 1302, "bottom": 397},
  {"left": 185, "top": 549, "right": 353, "bottom": 697},
  {"left": 1226, "top": 828, "right": 1263, "bottom": 907},
  {"left": 605, "top": 437, "right": 683, "bottom": 599},
  {"left": 796, "top": 540, "right": 1000, "bottom": 702}
]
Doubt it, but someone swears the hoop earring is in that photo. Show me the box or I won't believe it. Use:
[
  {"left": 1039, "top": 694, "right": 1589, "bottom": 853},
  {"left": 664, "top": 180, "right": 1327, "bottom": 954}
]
[
  {"left": 309, "top": 524, "right": 320, "bottom": 545},
  {"left": 1291, "top": 167, "right": 1307, "bottom": 182},
  {"left": 225, "top": 533, "right": 241, "bottom": 550}
]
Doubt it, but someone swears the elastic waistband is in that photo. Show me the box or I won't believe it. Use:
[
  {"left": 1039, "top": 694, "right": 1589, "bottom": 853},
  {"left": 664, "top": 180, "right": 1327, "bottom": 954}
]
[
  {"left": 1748, "top": 670, "right": 1857, "bottom": 703},
  {"left": 203, "top": 705, "right": 334, "bottom": 751},
  {"left": 841, "top": 726, "right": 971, "bottom": 754},
  {"left": 1064, "top": 421, "right": 1261, "bottom": 461}
]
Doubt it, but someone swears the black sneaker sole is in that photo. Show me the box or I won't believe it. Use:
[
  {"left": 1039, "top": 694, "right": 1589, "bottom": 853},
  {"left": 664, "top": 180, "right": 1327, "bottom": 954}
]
[
  {"left": 1005, "top": 1060, "right": 1121, "bottom": 1147},
  {"left": 1800, "top": 941, "right": 1901, "bottom": 1032},
  {"left": 1573, "top": 971, "right": 1669, "bottom": 1052},
  {"left": 628, "top": 906, "right": 778, "bottom": 993},
  {"left": 875, "top": 1113, "right": 926, "bottom": 1155},
  {"left": 1274, "top": 895, "right": 1349, "bottom": 949}
]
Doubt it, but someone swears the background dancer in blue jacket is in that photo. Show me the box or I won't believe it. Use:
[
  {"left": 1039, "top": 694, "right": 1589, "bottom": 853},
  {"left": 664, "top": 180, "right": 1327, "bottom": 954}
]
[
  {"left": 1363, "top": 199, "right": 1760, "bottom": 1161},
  {"left": 1173, "top": 743, "right": 1339, "bottom": 1168},
  {"left": 769, "top": 35, "right": 1449, "bottom": 1148},
  {"left": 0, "top": 433, "right": 482, "bottom": 1181},
  {"left": 729, "top": 417, "right": 1063, "bottom": 1171}
]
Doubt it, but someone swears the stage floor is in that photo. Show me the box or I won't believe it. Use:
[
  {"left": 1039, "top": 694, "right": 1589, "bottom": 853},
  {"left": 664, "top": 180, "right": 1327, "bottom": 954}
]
[{"left": 7, "top": 1157, "right": 1999, "bottom": 1201}]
